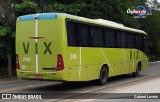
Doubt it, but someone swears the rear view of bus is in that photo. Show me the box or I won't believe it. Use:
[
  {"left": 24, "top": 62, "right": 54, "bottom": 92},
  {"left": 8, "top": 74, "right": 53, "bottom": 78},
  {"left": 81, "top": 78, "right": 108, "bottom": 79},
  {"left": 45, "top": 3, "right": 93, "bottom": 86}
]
[
  {"left": 16, "top": 13, "right": 148, "bottom": 85},
  {"left": 16, "top": 13, "right": 66, "bottom": 81}
]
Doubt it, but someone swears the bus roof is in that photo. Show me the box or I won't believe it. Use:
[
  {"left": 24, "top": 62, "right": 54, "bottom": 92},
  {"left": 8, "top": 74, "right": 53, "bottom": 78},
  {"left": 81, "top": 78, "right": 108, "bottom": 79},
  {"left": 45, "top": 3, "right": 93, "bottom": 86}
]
[
  {"left": 18, "top": 13, "right": 147, "bottom": 35},
  {"left": 62, "top": 13, "right": 147, "bottom": 35}
]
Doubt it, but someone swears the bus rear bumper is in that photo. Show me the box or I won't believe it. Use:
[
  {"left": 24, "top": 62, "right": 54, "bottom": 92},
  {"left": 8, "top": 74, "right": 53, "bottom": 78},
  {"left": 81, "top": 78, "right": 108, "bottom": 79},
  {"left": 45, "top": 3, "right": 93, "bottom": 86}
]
[{"left": 16, "top": 70, "right": 67, "bottom": 81}]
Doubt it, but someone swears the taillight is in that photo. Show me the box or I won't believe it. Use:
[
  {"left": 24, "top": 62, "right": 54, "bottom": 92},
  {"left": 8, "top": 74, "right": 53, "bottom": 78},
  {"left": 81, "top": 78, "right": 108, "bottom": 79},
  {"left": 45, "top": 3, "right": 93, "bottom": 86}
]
[
  {"left": 56, "top": 54, "right": 64, "bottom": 71},
  {"left": 16, "top": 54, "right": 20, "bottom": 70}
]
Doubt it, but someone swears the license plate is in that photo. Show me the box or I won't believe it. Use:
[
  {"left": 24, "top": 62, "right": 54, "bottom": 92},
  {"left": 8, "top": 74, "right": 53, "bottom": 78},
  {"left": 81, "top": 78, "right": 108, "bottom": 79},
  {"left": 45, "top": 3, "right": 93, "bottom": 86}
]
[{"left": 34, "top": 75, "right": 43, "bottom": 79}]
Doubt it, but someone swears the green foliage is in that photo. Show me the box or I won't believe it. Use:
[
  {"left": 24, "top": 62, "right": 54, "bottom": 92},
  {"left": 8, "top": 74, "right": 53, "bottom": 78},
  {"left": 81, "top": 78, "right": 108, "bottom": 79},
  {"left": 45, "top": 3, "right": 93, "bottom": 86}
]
[
  {"left": 14, "top": 0, "right": 39, "bottom": 16},
  {"left": 0, "top": 26, "right": 11, "bottom": 59},
  {"left": 53, "top": 2, "right": 85, "bottom": 15},
  {"left": 79, "top": 0, "right": 141, "bottom": 29},
  {"left": 0, "top": 26, "right": 10, "bottom": 37},
  {"left": 139, "top": 11, "right": 160, "bottom": 56}
]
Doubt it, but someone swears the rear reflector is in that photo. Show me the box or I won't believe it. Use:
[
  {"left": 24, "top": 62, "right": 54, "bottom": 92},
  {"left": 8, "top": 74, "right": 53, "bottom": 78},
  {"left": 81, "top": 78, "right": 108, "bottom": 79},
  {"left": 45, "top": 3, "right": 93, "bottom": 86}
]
[
  {"left": 16, "top": 54, "right": 20, "bottom": 70},
  {"left": 56, "top": 54, "right": 64, "bottom": 71}
]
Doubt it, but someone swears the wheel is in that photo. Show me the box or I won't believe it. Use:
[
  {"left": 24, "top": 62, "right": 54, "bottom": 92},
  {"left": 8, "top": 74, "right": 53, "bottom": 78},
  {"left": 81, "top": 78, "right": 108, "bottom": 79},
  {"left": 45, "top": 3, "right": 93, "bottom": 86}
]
[
  {"left": 98, "top": 66, "right": 108, "bottom": 85},
  {"left": 132, "top": 63, "right": 140, "bottom": 77}
]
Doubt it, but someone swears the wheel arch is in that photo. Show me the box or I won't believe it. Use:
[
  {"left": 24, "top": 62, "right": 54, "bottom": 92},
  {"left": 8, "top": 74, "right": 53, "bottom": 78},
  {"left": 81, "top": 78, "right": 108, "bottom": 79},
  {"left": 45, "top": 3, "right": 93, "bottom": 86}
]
[
  {"left": 97, "top": 64, "right": 109, "bottom": 85},
  {"left": 137, "top": 61, "right": 142, "bottom": 71},
  {"left": 101, "top": 64, "right": 109, "bottom": 75}
]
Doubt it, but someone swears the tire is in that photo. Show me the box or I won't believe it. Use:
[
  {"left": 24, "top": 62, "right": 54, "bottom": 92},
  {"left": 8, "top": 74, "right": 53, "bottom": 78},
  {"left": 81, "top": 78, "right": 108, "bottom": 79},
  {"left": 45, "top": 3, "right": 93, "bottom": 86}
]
[
  {"left": 98, "top": 66, "right": 108, "bottom": 85},
  {"left": 132, "top": 63, "right": 140, "bottom": 77}
]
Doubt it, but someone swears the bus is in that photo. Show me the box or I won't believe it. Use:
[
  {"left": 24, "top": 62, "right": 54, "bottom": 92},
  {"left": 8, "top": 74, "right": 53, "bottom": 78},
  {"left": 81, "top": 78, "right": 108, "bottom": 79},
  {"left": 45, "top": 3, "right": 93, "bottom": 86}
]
[{"left": 16, "top": 13, "right": 148, "bottom": 85}]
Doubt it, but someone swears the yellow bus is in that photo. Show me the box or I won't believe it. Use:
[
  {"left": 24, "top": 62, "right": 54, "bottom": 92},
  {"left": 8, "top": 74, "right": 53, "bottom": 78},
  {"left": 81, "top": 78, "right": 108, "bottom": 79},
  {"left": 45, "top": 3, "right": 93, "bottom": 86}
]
[{"left": 16, "top": 13, "right": 148, "bottom": 85}]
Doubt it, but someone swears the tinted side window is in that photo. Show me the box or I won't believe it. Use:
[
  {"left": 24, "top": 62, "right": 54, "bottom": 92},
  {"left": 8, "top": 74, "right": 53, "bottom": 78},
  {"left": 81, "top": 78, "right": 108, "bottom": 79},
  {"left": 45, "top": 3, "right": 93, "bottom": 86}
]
[
  {"left": 78, "top": 24, "right": 90, "bottom": 47},
  {"left": 121, "top": 32, "right": 126, "bottom": 48},
  {"left": 91, "top": 26, "right": 104, "bottom": 47},
  {"left": 117, "top": 31, "right": 123, "bottom": 48},
  {"left": 143, "top": 36, "right": 148, "bottom": 54},
  {"left": 135, "top": 34, "right": 148, "bottom": 52},
  {"left": 105, "top": 29, "right": 116, "bottom": 48},
  {"left": 67, "top": 21, "right": 77, "bottom": 46},
  {"left": 116, "top": 31, "right": 126, "bottom": 48},
  {"left": 66, "top": 20, "right": 143, "bottom": 49},
  {"left": 136, "top": 35, "right": 142, "bottom": 50},
  {"left": 127, "top": 33, "right": 135, "bottom": 48}
]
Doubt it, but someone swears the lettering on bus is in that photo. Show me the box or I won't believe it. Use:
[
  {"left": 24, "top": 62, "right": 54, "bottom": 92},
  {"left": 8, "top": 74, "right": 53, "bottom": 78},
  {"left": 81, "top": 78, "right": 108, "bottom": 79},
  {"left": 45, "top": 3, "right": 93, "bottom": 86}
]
[
  {"left": 22, "top": 65, "right": 26, "bottom": 69},
  {"left": 70, "top": 54, "right": 77, "bottom": 59},
  {"left": 23, "top": 57, "right": 31, "bottom": 62},
  {"left": 23, "top": 42, "right": 52, "bottom": 54}
]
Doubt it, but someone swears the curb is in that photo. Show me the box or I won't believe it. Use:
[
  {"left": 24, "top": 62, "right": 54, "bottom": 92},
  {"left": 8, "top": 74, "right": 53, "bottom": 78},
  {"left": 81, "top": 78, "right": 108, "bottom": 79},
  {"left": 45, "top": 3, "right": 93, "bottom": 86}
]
[{"left": 149, "top": 61, "right": 160, "bottom": 63}]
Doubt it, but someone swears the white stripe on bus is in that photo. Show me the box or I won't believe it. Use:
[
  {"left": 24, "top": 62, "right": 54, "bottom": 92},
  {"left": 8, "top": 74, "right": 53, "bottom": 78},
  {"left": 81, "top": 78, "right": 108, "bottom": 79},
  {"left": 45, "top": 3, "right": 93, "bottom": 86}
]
[
  {"left": 132, "top": 49, "right": 135, "bottom": 69},
  {"left": 100, "top": 48, "right": 113, "bottom": 72},
  {"left": 78, "top": 47, "right": 82, "bottom": 78},
  {"left": 35, "top": 14, "right": 39, "bottom": 73},
  {"left": 123, "top": 49, "right": 127, "bottom": 72}
]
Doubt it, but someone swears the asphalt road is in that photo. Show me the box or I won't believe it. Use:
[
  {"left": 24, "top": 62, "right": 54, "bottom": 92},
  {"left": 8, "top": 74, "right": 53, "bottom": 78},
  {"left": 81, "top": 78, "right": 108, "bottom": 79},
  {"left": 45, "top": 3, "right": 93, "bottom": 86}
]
[{"left": 0, "top": 62, "right": 160, "bottom": 102}]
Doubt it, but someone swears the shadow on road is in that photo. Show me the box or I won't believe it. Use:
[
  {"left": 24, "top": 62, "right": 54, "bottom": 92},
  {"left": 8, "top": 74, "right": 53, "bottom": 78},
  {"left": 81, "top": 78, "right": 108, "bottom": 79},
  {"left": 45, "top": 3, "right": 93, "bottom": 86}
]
[{"left": 22, "top": 74, "right": 145, "bottom": 93}]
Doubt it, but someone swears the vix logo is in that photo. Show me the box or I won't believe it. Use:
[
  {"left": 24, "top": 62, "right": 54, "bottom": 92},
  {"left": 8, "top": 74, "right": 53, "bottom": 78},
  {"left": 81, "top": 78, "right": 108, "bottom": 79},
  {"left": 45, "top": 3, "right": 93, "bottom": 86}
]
[{"left": 23, "top": 42, "right": 52, "bottom": 54}]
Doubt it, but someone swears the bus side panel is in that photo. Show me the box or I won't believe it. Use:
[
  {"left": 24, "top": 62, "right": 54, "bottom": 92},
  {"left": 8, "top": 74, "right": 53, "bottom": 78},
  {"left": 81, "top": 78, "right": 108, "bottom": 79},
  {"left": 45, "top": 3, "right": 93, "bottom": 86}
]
[
  {"left": 124, "top": 49, "right": 135, "bottom": 74},
  {"left": 65, "top": 47, "right": 87, "bottom": 81},
  {"left": 81, "top": 48, "right": 104, "bottom": 80},
  {"left": 138, "top": 50, "right": 148, "bottom": 71},
  {"left": 65, "top": 47, "right": 131, "bottom": 81},
  {"left": 101, "top": 48, "right": 127, "bottom": 77}
]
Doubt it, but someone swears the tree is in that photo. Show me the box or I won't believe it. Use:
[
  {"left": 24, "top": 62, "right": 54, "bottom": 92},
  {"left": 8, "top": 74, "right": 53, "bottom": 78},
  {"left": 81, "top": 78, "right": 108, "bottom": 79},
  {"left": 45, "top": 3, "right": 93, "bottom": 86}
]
[
  {"left": 52, "top": 0, "right": 85, "bottom": 15},
  {"left": 139, "top": 11, "right": 160, "bottom": 59},
  {"left": 79, "top": 0, "right": 142, "bottom": 29},
  {"left": 14, "top": 0, "right": 39, "bottom": 17},
  {"left": 0, "top": 0, "right": 16, "bottom": 77},
  {"left": 146, "top": 0, "right": 159, "bottom": 9}
]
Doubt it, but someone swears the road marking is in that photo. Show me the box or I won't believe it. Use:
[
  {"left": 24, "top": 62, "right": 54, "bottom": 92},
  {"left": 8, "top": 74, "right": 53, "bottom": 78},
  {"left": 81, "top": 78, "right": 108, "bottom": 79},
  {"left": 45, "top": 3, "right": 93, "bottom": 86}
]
[
  {"left": 72, "top": 77, "right": 160, "bottom": 102},
  {"left": 149, "top": 61, "right": 160, "bottom": 63},
  {"left": 44, "top": 73, "right": 160, "bottom": 102},
  {"left": 74, "top": 99, "right": 96, "bottom": 102},
  {"left": 109, "top": 76, "right": 160, "bottom": 93}
]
